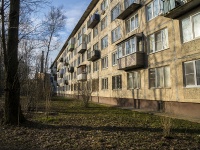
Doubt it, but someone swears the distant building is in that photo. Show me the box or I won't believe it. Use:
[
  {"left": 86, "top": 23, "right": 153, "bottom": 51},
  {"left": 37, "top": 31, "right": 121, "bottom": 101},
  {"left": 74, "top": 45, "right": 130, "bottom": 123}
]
[{"left": 50, "top": 0, "right": 200, "bottom": 119}]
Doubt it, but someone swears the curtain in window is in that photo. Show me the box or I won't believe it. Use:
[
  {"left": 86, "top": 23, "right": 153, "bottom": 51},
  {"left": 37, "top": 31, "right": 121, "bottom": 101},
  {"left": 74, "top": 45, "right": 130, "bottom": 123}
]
[
  {"left": 127, "top": 73, "right": 133, "bottom": 89},
  {"left": 131, "top": 37, "right": 136, "bottom": 53},
  {"left": 164, "top": 66, "right": 170, "bottom": 87},
  {"left": 155, "top": 31, "right": 162, "bottom": 52},
  {"left": 162, "top": 28, "right": 168, "bottom": 49},
  {"left": 182, "top": 18, "right": 192, "bottom": 43},
  {"left": 193, "top": 13, "right": 200, "bottom": 38},
  {"left": 196, "top": 60, "right": 200, "bottom": 85},
  {"left": 185, "top": 62, "right": 195, "bottom": 86},
  {"left": 147, "top": 4, "right": 152, "bottom": 21},
  {"left": 156, "top": 67, "right": 164, "bottom": 87},
  {"left": 149, "top": 69, "right": 155, "bottom": 88},
  {"left": 149, "top": 34, "right": 155, "bottom": 53},
  {"left": 125, "top": 40, "right": 131, "bottom": 55}
]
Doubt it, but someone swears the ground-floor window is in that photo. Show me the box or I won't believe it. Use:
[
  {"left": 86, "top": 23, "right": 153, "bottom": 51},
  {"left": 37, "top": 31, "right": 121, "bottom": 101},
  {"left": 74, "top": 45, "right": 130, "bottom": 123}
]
[
  {"left": 102, "top": 78, "right": 108, "bottom": 89},
  {"left": 112, "top": 75, "right": 122, "bottom": 89},
  {"left": 149, "top": 66, "right": 170, "bottom": 88},
  {"left": 184, "top": 60, "right": 200, "bottom": 87},
  {"left": 127, "top": 72, "right": 140, "bottom": 89}
]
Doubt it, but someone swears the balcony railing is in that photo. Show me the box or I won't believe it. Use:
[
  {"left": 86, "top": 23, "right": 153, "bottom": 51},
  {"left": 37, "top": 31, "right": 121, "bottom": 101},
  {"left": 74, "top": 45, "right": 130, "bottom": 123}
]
[
  {"left": 163, "top": 0, "right": 200, "bottom": 18},
  {"left": 77, "top": 73, "right": 87, "bottom": 81},
  {"left": 117, "top": 52, "right": 144, "bottom": 71},
  {"left": 77, "top": 34, "right": 87, "bottom": 53},
  {"left": 87, "top": 50, "right": 100, "bottom": 61},
  {"left": 117, "top": 0, "right": 141, "bottom": 20},
  {"left": 67, "top": 37, "right": 75, "bottom": 52},
  {"left": 87, "top": 14, "right": 100, "bottom": 29}
]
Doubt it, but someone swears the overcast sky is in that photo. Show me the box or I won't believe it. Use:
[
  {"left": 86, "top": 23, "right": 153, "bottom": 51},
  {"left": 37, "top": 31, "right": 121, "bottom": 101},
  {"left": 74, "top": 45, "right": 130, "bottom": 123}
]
[{"left": 49, "top": 0, "right": 91, "bottom": 62}]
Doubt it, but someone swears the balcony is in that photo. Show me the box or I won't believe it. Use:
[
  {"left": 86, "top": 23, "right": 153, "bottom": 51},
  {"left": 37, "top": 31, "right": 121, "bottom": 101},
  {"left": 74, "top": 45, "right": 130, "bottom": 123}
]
[
  {"left": 77, "top": 34, "right": 87, "bottom": 53},
  {"left": 67, "top": 37, "right": 75, "bottom": 52},
  {"left": 77, "top": 65, "right": 87, "bottom": 81},
  {"left": 68, "top": 66, "right": 74, "bottom": 73},
  {"left": 87, "top": 14, "right": 100, "bottom": 29},
  {"left": 87, "top": 50, "right": 100, "bottom": 61},
  {"left": 163, "top": 0, "right": 200, "bottom": 19},
  {"left": 117, "top": 0, "right": 141, "bottom": 20},
  {"left": 77, "top": 73, "right": 87, "bottom": 81},
  {"left": 117, "top": 52, "right": 144, "bottom": 71}
]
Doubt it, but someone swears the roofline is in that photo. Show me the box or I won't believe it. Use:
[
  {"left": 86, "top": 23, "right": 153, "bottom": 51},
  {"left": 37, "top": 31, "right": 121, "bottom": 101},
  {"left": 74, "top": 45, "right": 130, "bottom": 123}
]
[{"left": 50, "top": 0, "right": 98, "bottom": 69}]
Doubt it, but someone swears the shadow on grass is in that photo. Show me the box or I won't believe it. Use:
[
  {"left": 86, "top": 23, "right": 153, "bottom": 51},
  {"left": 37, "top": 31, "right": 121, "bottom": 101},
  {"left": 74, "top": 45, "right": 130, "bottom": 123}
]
[{"left": 23, "top": 120, "right": 200, "bottom": 135}]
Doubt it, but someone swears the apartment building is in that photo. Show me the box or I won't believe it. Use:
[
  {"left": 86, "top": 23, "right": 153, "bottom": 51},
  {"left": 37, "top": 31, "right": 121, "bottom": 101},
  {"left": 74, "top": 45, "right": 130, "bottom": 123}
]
[{"left": 50, "top": 0, "right": 200, "bottom": 119}]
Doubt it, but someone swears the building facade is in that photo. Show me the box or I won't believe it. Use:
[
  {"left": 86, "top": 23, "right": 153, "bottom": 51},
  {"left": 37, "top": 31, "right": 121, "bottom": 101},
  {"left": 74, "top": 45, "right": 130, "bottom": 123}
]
[{"left": 50, "top": 0, "right": 200, "bottom": 119}]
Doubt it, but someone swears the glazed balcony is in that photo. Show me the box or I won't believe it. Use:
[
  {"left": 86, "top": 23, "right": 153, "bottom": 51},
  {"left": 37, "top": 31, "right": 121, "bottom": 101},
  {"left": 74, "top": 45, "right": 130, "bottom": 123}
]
[
  {"left": 77, "top": 34, "right": 87, "bottom": 53},
  {"left": 117, "top": 0, "right": 141, "bottom": 20},
  {"left": 67, "top": 37, "right": 75, "bottom": 52},
  {"left": 77, "top": 65, "right": 87, "bottom": 81},
  {"left": 117, "top": 52, "right": 144, "bottom": 70},
  {"left": 163, "top": 0, "right": 200, "bottom": 18},
  {"left": 87, "top": 50, "right": 100, "bottom": 62},
  {"left": 87, "top": 14, "right": 100, "bottom": 29}
]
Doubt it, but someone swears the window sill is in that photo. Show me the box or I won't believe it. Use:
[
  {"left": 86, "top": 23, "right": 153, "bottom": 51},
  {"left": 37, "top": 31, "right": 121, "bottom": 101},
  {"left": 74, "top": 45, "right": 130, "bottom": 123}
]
[
  {"left": 149, "top": 87, "right": 171, "bottom": 89},
  {"left": 184, "top": 86, "right": 200, "bottom": 89},
  {"left": 112, "top": 64, "right": 117, "bottom": 67},
  {"left": 148, "top": 47, "right": 170, "bottom": 55},
  {"left": 112, "top": 89, "right": 122, "bottom": 91},
  {"left": 182, "top": 36, "right": 200, "bottom": 44}
]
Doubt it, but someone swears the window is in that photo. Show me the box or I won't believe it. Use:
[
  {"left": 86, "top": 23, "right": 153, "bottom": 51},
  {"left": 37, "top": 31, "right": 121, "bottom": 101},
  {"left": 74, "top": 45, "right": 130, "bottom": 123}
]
[
  {"left": 102, "top": 56, "right": 108, "bottom": 69},
  {"left": 127, "top": 72, "right": 140, "bottom": 89},
  {"left": 126, "top": 14, "right": 138, "bottom": 33},
  {"left": 82, "top": 52, "right": 85, "bottom": 62},
  {"left": 102, "top": 78, "right": 108, "bottom": 89},
  {"left": 112, "top": 51, "right": 117, "bottom": 66},
  {"left": 101, "top": 0, "right": 108, "bottom": 11},
  {"left": 112, "top": 26, "right": 121, "bottom": 43},
  {"left": 149, "top": 28, "right": 168, "bottom": 53},
  {"left": 184, "top": 60, "right": 200, "bottom": 87},
  {"left": 112, "top": 75, "right": 122, "bottom": 89},
  {"left": 149, "top": 66, "right": 171, "bottom": 88},
  {"left": 146, "top": 0, "right": 163, "bottom": 21},
  {"left": 87, "top": 64, "right": 91, "bottom": 74},
  {"left": 82, "top": 26, "right": 86, "bottom": 34},
  {"left": 93, "top": 61, "right": 99, "bottom": 72},
  {"left": 93, "top": 42, "right": 98, "bottom": 50},
  {"left": 181, "top": 13, "right": 200, "bottom": 43},
  {"left": 92, "top": 78, "right": 99, "bottom": 92},
  {"left": 93, "top": 25, "right": 98, "bottom": 38},
  {"left": 87, "top": 33, "right": 91, "bottom": 44},
  {"left": 117, "top": 36, "right": 143, "bottom": 58},
  {"left": 101, "top": 16, "right": 107, "bottom": 30},
  {"left": 111, "top": 3, "right": 120, "bottom": 21},
  {"left": 101, "top": 35, "right": 108, "bottom": 49}
]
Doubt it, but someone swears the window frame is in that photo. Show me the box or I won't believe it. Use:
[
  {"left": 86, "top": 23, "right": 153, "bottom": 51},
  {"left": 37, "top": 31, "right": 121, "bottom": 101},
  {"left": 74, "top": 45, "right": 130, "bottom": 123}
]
[
  {"left": 112, "top": 75, "right": 122, "bottom": 90},
  {"left": 112, "top": 51, "right": 117, "bottom": 66},
  {"left": 146, "top": 0, "right": 163, "bottom": 21},
  {"left": 149, "top": 66, "right": 171, "bottom": 89},
  {"left": 101, "top": 35, "right": 108, "bottom": 50},
  {"left": 102, "top": 78, "right": 108, "bottom": 90},
  {"left": 126, "top": 13, "right": 139, "bottom": 34},
  {"left": 184, "top": 60, "right": 200, "bottom": 87},
  {"left": 111, "top": 3, "right": 120, "bottom": 21},
  {"left": 112, "top": 26, "right": 121, "bottom": 43},
  {"left": 127, "top": 72, "right": 141, "bottom": 89},
  {"left": 181, "top": 12, "right": 200, "bottom": 43},
  {"left": 101, "top": 56, "right": 108, "bottom": 69},
  {"left": 148, "top": 28, "right": 169, "bottom": 54}
]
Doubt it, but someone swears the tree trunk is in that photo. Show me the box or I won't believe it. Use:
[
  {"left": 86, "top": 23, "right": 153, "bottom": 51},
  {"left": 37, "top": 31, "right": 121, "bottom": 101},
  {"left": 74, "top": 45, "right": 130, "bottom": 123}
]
[{"left": 4, "top": 0, "right": 25, "bottom": 124}]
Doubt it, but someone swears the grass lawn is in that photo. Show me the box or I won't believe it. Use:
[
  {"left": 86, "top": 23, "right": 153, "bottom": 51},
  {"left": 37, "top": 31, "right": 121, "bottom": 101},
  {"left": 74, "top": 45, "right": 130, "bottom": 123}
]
[{"left": 0, "top": 97, "right": 200, "bottom": 149}]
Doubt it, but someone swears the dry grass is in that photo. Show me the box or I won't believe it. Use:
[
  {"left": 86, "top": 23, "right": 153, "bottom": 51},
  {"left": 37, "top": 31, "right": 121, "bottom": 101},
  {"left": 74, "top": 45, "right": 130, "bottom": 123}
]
[{"left": 0, "top": 97, "right": 200, "bottom": 150}]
